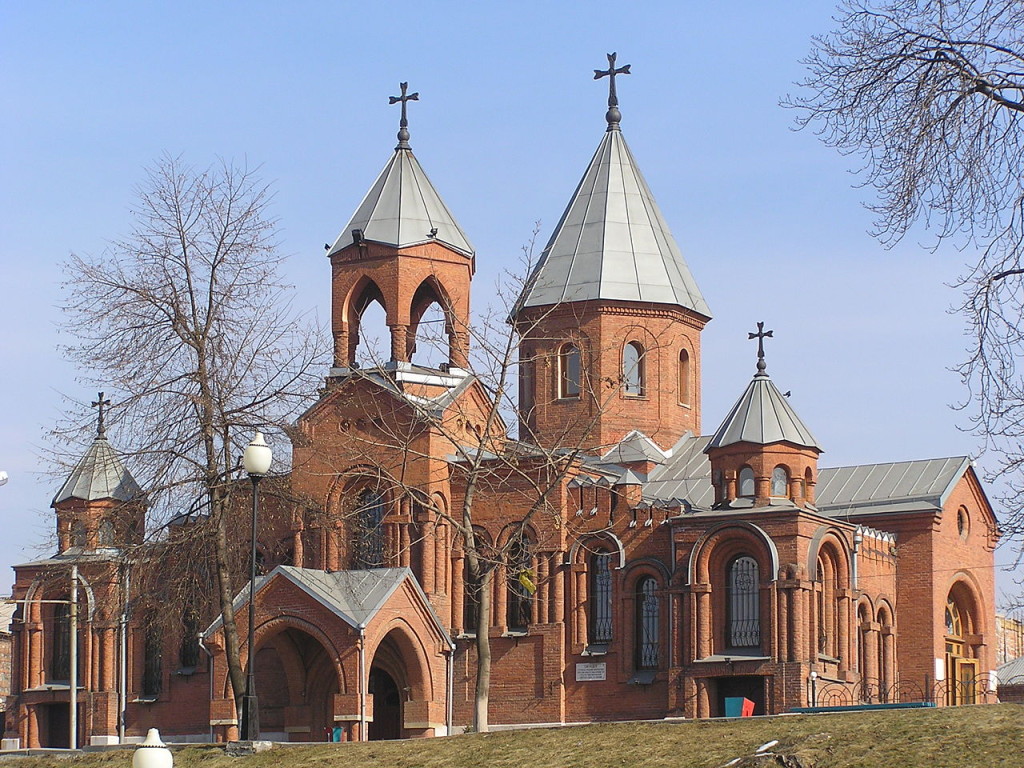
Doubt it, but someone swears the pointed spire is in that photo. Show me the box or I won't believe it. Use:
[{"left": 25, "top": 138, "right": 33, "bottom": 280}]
[
  {"left": 594, "top": 52, "right": 631, "bottom": 130},
  {"left": 514, "top": 58, "right": 709, "bottom": 317},
  {"left": 326, "top": 87, "right": 474, "bottom": 259},
  {"left": 389, "top": 81, "right": 419, "bottom": 150},
  {"left": 706, "top": 327, "right": 821, "bottom": 452},
  {"left": 52, "top": 430, "right": 142, "bottom": 506}
]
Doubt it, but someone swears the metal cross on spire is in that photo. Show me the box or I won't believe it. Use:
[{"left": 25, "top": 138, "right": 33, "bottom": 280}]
[
  {"left": 748, "top": 322, "right": 774, "bottom": 375},
  {"left": 594, "top": 52, "right": 631, "bottom": 129},
  {"left": 389, "top": 81, "right": 419, "bottom": 149},
  {"left": 91, "top": 392, "right": 111, "bottom": 437}
]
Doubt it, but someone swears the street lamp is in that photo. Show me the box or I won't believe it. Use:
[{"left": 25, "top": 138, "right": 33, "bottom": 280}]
[
  {"left": 240, "top": 432, "right": 272, "bottom": 741},
  {"left": 809, "top": 670, "right": 818, "bottom": 707}
]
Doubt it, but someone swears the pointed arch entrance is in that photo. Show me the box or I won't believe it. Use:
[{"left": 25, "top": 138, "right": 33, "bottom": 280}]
[
  {"left": 368, "top": 633, "right": 408, "bottom": 740},
  {"left": 251, "top": 624, "right": 342, "bottom": 742}
]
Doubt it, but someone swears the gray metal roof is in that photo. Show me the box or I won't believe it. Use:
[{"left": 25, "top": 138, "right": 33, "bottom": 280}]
[
  {"left": 205, "top": 565, "right": 452, "bottom": 644},
  {"left": 815, "top": 457, "right": 970, "bottom": 513},
  {"left": 644, "top": 434, "right": 715, "bottom": 507},
  {"left": 600, "top": 430, "right": 670, "bottom": 464},
  {"left": 515, "top": 127, "right": 710, "bottom": 316},
  {"left": 52, "top": 436, "right": 142, "bottom": 506},
  {"left": 997, "top": 655, "right": 1024, "bottom": 682},
  {"left": 328, "top": 148, "right": 474, "bottom": 258},
  {"left": 706, "top": 370, "right": 822, "bottom": 452}
]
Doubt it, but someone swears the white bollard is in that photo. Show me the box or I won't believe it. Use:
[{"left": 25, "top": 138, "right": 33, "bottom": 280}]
[{"left": 132, "top": 729, "right": 172, "bottom": 768}]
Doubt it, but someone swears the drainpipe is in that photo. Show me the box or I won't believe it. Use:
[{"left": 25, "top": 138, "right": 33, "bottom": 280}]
[
  {"left": 358, "top": 625, "right": 367, "bottom": 742},
  {"left": 197, "top": 633, "right": 214, "bottom": 742},
  {"left": 118, "top": 565, "right": 130, "bottom": 744},
  {"left": 70, "top": 565, "right": 78, "bottom": 750},
  {"left": 852, "top": 527, "right": 863, "bottom": 591},
  {"left": 445, "top": 648, "right": 453, "bottom": 736}
]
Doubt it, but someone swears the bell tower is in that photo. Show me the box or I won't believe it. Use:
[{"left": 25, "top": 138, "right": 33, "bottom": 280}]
[
  {"left": 512, "top": 54, "right": 711, "bottom": 453},
  {"left": 327, "top": 83, "right": 475, "bottom": 374}
]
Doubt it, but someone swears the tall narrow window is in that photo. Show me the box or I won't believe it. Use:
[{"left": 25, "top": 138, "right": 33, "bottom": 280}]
[
  {"left": 179, "top": 607, "right": 201, "bottom": 670},
  {"left": 635, "top": 577, "right": 659, "bottom": 669},
  {"left": 506, "top": 537, "right": 532, "bottom": 631},
  {"left": 727, "top": 556, "right": 760, "bottom": 648},
  {"left": 50, "top": 602, "right": 71, "bottom": 681},
  {"left": 71, "top": 521, "right": 87, "bottom": 548},
  {"left": 99, "top": 518, "right": 116, "bottom": 547},
  {"left": 623, "top": 342, "right": 645, "bottom": 396},
  {"left": 559, "top": 343, "right": 581, "bottom": 398},
  {"left": 142, "top": 625, "right": 163, "bottom": 697},
  {"left": 589, "top": 550, "right": 613, "bottom": 645},
  {"left": 463, "top": 556, "right": 481, "bottom": 634},
  {"left": 352, "top": 489, "right": 386, "bottom": 568},
  {"left": 678, "top": 349, "right": 691, "bottom": 405},
  {"left": 771, "top": 467, "right": 788, "bottom": 498},
  {"left": 738, "top": 467, "right": 755, "bottom": 498}
]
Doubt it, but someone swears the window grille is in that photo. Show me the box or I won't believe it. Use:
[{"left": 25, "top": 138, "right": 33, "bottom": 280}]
[
  {"left": 636, "top": 577, "right": 659, "bottom": 669},
  {"left": 727, "top": 556, "right": 760, "bottom": 648},
  {"left": 506, "top": 538, "right": 532, "bottom": 630},
  {"left": 352, "top": 489, "right": 386, "bottom": 568},
  {"left": 590, "top": 551, "right": 613, "bottom": 644},
  {"left": 142, "top": 625, "right": 163, "bottom": 697},
  {"left": 50, "top": 602, "right": 71, "bottom": 681}
]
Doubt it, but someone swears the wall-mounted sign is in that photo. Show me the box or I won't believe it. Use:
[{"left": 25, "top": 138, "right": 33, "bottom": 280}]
[{"left": 576, "top": 662, "right": 607, "bottom": 682}]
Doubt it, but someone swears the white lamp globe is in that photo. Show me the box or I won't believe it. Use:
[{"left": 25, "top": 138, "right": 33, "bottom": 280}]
[
  {"left": 132, "top": 728, "right": 172, "bottom": 768},
  {"left": 243, "top": 432, "right": 272, "bottom": 476}
]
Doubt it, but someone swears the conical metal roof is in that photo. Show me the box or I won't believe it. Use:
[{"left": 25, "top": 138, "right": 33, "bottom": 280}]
[
  {"left": 328, "top": 147, "right": 474, "bottom": 258},
  {"left": 515, "top": 127, "right": 710, "bottom": 316},
  {"left": 52, "top": 436, "right": 142, "bottom": 506},
  {"left": 706, "top": 369, "right": 822, "bottom": 452}
]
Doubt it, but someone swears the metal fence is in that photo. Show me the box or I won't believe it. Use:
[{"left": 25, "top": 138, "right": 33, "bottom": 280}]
[{"left": 810, "top": 673, "right": 1020, "bottom": 708}]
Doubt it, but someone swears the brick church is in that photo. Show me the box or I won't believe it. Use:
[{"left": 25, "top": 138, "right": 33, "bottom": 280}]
[{"left": 5, "top": 62, "right": 1000, "bottom": 748}]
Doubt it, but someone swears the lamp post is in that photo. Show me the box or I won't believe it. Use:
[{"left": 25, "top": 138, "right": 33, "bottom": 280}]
[
  {"left": 809, "top": 670, "right": 818, "bottom": 707},
  {"left": 240, "top": 432, "right": 271, "bottom": 741}
]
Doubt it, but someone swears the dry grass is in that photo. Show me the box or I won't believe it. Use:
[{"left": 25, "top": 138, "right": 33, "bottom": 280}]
[{"left": 5, "top": 704, "right": 1024, "bottom": 768}]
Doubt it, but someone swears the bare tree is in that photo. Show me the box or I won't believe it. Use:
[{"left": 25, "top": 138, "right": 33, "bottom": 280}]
[
  {"left": 311, "top": 242, "right": 656, "bottom": 732},
  {"left": 785, "top": 0, "right": 1024, "bottom": 544},
  {"left": 56, "top": 154, "right": 327, "bottom": 724}
]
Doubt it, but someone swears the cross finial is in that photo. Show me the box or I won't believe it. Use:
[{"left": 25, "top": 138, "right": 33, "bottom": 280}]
[
  {"left": 91, "top": 391, "right": 111, "bottom": 437},
  {"left": 389, "top": 81, "right": 419, "bottom": 149},
  {"left": 594, "top": 52, "right": 631, "bottom": 130},
  {"left": 748, "top": 322, "right": 774, "bottom": 375}
]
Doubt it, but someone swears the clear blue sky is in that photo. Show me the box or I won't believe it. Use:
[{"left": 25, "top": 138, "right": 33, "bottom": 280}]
[{"left": 3, "top": 2, "right": 1017, "bottom": 603}]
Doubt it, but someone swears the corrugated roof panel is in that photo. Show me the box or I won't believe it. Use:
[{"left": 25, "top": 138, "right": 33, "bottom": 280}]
[
  {"left": 515, "top": 127, "right": 710, "bottom": 318},
  {"left": 329, "top": 148, "right": 473, "bottom": 258},
  {"left": 816, "top": 457, "right": 968, "bottom": 508}
]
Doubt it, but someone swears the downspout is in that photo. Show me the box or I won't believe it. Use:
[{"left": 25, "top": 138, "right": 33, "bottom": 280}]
[
  {"left": 70, "top": 565, "right": 78, "bottom": 750},
  {"left": 445, "top": 647, "right": 453, "bottom": 736},
  {"left": 358, "top": 625, "right": 366, "bottom": 742},
  {"left": 118, "top": 565, "right": 129, "bottom": 744},
  {"left": 852, "top": 527, "right": 863, "bottom": 591},
  {"left": 197, "top": 633, "right": 214, "bottom": 742}
]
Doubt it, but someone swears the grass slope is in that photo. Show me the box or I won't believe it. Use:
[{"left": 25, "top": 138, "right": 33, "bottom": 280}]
[{"left": 5, "top": 704, "right": 1023, "bottom": 768}]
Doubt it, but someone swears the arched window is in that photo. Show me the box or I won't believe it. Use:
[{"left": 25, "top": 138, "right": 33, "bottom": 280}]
[
  {"left": 771, "top": 466, "right": 788, "bottom": 498},
  {"left": 589, "top": 550, "right": 614, "bottom": 645},
  {"left": 71, "top": 521, "right": 87, "bottom": 549},
  {"left": 738, "top": 467, "right": 755, "bottom": 498},
  {"left": 179, "top": 607, "right": 201, "bottom": 670},
  {"left": 142, "top": 624, "right": 163, "bottom": 698},
  {"left": 957, "top": 507, "right": 970, "bottom": 539},
  {"left": 559, "top": 343, "right": 581, "bottom": 399},
  {"left": 944, "top": 596, "right": 977, "bottom": 705},
  {"left": 678, "top": 349, "right": 691, "bottom": 406},
  {"left": 635, "top": 577, "right": 659, "bottom": 670},
  {"left": 857, "top": 603, "right": 870, "bottom": 676},
  {"left": 352, "top": 489, "right": 386, "bottom": 568},
  {"left": 623, "top": 341, "right": 645, "bottom": 396},
  {"left": 727, "top": 556, "right": 760, "bottom": 648},
  {"left": 506, "top": 537, "right": 533, "bottom": 631},
  {"left": 50, "top": 601, "right": 71, "bottom": 681},
  {"left": 99, "top": 518, "right": 116, "bottom": 547}
]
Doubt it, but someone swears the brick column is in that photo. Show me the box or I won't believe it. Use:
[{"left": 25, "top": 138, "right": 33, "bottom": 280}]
[
  {"left": 434, "top": 524, "right": 447, "bottom": 595},
  {"left": 551, "top": 554, "right": 565, "bottom": 625},
  {"left": 864, "top": 622, "right": 880, "bottom": 701},
  {"left": 333, "top": 328, "right": 349, "bottom": 367},
  {"left": 421, "top": 522, "right": 436, "bottom": 594},
  {"left": 390, "top": 324, "right": 409, "bottom": 363},
  {"left": 101, "top": 627, "right": 115, "bottom": 691},
  {"left": 574, "top": 568, "right": 587, "bottom": 646},
  {"left": 695, "top": 585, "right": 711, "bottom": 659},
  {"left": 292, "top": 530, "right": 304, "bottom": 568},
  {"left": 451, "top": 549, "right": 465, "bottom": 634},
  {"left": 400, "top": 523, "right": 411, "bottom": 568},
  {"left": 537, "top": 554, "right": 549, "bottom": 624},
  {"left": 838, "top": 593, "right": 851, "bottom": 674},
  {"left": 494, "top": 564, "right": 507, "bottom": 632},
  {"left": 326, "top": 524, "right": 339, "bottom": 571}
]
